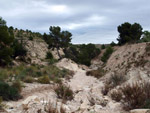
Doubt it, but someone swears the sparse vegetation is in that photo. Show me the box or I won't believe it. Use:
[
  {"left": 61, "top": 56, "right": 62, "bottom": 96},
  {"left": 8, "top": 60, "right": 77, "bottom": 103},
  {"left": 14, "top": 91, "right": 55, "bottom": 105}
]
[
  {"left": 54, "top": 84, "right": 74, "bottom": 101},
  {"left": 110, "top": 81, "right": 150, "bottom": 110},
  {"left": 102, "top": 72, "right": 127, "bottom": 95},
  {"left": 37, "top": 75, "right": 50, "bottom": 84},
  {"left": 86, "top": 68, "right": 105, "bottom": 78}
]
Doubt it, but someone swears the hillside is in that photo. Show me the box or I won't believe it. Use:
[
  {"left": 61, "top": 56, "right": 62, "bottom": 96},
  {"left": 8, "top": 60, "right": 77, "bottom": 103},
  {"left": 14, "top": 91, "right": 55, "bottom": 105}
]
[{"left": 0, "top": 41, "right": 150, "bottom": 113}]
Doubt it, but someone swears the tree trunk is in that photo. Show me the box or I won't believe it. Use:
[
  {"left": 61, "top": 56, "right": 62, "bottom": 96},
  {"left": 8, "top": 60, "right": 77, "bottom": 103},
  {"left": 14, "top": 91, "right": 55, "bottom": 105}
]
[{"left": 56, "top": 47, "right": 61, "bottom": 60}]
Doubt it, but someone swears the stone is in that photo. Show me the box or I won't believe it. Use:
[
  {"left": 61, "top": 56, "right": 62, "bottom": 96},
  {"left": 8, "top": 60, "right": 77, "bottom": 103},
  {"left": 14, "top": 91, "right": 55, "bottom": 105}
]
[{"left": 130, "top": 109, "right": 150, "bottom": 113}]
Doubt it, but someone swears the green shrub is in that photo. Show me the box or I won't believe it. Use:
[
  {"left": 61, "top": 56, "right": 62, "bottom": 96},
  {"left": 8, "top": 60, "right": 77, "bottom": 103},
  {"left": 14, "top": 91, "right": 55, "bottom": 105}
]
[
  {"left": 101, "top": 46, "right": 114, "bottom": 63},
  {"left": 65, "top": 44, "right": 100, "bottom": 66},
  {"left": 29, "top": 36, "right": 33, "bottom": 40},
  {"left": 0, "top": 81, "right": 21, "bottom": 101},
  {"left": 46, "top": 52, "right": 53, "bottom": 59},
  {"left": 12, "top": 39, "right": 27, "bottom": 59},
  {"left": 101, "top": 44, "right": 106, "bottom": 49},
  {"left": 37, "top": 75, "right": 50, "bottom": 84},
  {"left": 55, "top": 84, "right": 73, "bottom": 101}
]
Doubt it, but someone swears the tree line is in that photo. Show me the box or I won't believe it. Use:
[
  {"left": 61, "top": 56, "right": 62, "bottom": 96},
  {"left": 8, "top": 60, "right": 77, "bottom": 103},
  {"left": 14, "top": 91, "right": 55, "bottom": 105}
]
[{"left": 0, "top": 16, "right": 150, "bottom": 66}]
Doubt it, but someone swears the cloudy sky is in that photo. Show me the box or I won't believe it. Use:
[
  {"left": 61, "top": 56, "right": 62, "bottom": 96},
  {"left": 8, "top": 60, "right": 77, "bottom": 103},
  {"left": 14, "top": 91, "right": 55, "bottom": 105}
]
[{"left": 0, "top": 0, "right": 150, "bottom": 44}]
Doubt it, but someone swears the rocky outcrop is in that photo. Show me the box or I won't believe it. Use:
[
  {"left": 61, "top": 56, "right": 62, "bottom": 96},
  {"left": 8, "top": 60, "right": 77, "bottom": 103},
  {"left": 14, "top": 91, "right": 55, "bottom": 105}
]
[
  {"left": 24, "top": 39, "right": 48, "bottom": 65},
  {"left": 23, "top": 39, "right": 65, "bottom": 65}
]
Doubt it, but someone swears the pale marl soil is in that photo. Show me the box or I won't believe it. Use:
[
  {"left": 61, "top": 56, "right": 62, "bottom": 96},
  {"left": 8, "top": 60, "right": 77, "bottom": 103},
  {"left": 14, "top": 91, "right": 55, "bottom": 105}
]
[{"left": 4, "top": 58, "right": 126, "bottom": 113}]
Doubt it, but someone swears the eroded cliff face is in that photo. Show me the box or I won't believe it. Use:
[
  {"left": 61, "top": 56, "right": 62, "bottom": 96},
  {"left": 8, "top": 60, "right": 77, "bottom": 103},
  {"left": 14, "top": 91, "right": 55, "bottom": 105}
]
[{"left": 22, "top": 39, "right": 64, "bottom": 65}]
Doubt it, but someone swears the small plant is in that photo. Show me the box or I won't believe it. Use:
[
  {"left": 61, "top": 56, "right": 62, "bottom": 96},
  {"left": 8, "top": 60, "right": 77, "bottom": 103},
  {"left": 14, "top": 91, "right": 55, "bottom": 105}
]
[
  {"left": 110, "top": 90, "right": 122, "bottom": 102},
  {"left": 23, "top": 76, "right": 34, "bottom": 83},
  {"left": 110, "top": 73, "right": 127, "bottom": 87},
  {"left": 38, "top": 75, "right": 50, "bottom": 84},
  {"left": 54, "top": 84, "right": 73, "bottom": 101}
]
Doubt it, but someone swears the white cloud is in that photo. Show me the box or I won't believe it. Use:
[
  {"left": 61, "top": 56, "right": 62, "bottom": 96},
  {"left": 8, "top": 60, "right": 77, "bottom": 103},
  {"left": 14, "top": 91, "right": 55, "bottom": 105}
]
[{"left": 62, "top": 15, "right": 107, "bottom": 30}]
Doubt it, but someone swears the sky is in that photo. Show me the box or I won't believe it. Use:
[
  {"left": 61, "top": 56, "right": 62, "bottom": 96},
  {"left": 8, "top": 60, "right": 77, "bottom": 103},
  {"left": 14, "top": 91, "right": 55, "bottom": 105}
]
[{"left": 0, "top": 0, "right": 150, "bottom": 44}]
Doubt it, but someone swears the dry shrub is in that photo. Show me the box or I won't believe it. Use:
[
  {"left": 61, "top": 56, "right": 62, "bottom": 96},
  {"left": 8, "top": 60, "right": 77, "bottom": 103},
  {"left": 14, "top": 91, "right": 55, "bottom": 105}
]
[
  {"left": 120, "top": 81, "right": 150, "bottom": 110},
  {"left": 102, "top": 72, "right": 127, "bottom": 95},
  {"left": 110, "top": 89, "right": 122, "bottom": 102},
  {"left": 44, "top": 101, "right": 66, "bottom": 113},
  {"left": 54, "top": 84, "right": 73, "bottom": 101},
  {"left": 110, "top": 73, "right": 127, "bottom": 87},
  {"left": 101, "top": 83, "right": 113, "bottom": 95},
  {"left": 110, "top": 81, "right": 150, "bottom": 110},
  {"left": 86, "top": 68, "right": 105, "bottom": 78}
]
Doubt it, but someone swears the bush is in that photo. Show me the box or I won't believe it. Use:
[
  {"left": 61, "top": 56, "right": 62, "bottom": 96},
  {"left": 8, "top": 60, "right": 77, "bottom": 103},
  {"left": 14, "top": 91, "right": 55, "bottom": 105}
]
[
  {"left": 46, "top": 52, "right": 53, "bottom": 59},
  {"left": 110, "top": 90, "right": 122, "bottom": 102},
  {"left": 37, "top": 75, "right": 50, "bottom": 84},
  {"left": 23, "top": 76, "right": 34, "bottom": 83},
  {"left": 110, "top": 81, "right": 150, "bottom": 110},
  {"left": 0, "top": 81, "right": 21, "bottom": 101},
  {"left": 101, "top": 44, "right": 106, "bottom": 49},
  {"left": 101, "top": 72, "right": 127, "bottom": 95},
  {"left": 12, "top": 39, "right": 27, "bottom": 59},
  {"left": 110, "top": 73, "right": 127, "bottom": 87},
  {"left": 86, "top": 68, "right": 105, "bottom": 78},
  {"left": 101, "top": 46, "right": 113, "bottom": 63},
  {"left": 12, "top": 80, "right": 22, "bottom": 93},
  {"left": 54, "top": 84, "right": 73, "bottom": 101},
  {"left": 120, "top": 81, "right": 150, "bottom": 110},
  {"left": 29, "top": 36, "right": 33, "bottom": 40}
]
